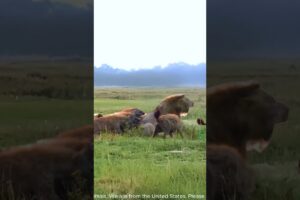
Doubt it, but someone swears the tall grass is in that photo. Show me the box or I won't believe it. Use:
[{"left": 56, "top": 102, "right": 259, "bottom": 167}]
[{"left": 94, "top": 135, "right": 206, "bottom": 197}]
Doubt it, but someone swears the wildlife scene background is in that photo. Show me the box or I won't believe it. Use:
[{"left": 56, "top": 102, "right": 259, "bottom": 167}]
[
  {"left": 0, "top": 0, "right": 93, "bottom": 147},
  {"left": 94, "top": 0, "right": 206, "bottom": 198},
  {"left": 209, "top": 60, "right": 300, "bottom": 200},
  {"left": 94, "top": 86, "right": 206, "bottom": 198},
  {"left": 0, "top": 0, "right": 93, "bottom": 198},
  {"left": 0, "top": 60, "right": 92, "bottom": 147},
  {"left": 208, "top": 0, "right": 300, "bottom": 199}
]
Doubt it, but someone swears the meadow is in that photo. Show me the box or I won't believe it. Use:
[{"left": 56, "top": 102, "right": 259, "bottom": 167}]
[
  {"left": 209, "top": 60, "right": 300, "bottom": 200},
  {"left": 94, "top": 88, "right": 206, "bottom": 200},
  {"left": 0, "top": 60, "right": 92, "bottom": 147},
  {"left": 0, "top": 97, "right": 91, "bottom": 147},
  {"left": 0, "top": 60, "right": 93, "bottom": 199}
]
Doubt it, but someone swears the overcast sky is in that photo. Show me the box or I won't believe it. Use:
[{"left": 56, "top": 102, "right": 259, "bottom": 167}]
[
  {"left": 207, "top": 0, "right": 300, "bottom": 60},
  {"left": 94, "top": 0, "right": 206, "bottom": 70},
  {"left": 0, "top": 0, "right": 92, "bottom": 57}
]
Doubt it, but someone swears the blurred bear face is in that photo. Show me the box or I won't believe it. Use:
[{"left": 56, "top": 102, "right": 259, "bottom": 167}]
[
  {"left": 236, "top": 89, "right": 288, "bottom": 144},
  {"left": 207, "top": 81, "right": 289, "bottom": 155}
]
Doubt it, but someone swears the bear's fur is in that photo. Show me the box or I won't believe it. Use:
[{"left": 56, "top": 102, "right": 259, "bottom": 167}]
[
  {"left": 53, "top": 126, "right": 93, "bottom": 199},
  {"left": 143, "top": 122, "right": 156, "bottom": 136},
  {"left": 0, "top": 144, "right": 87, "bottom": 200},
  {"left": 157, "top": 94, "right": 194, "bottom": 116},
  {"left": 93, "top": 114, "right": 129, "bottom": 134},
  {"left": 0, "top": 125, "right": 94, "bottom": 199},
  {"left": 207, "top": 145, "right": 254, "bottom": 200},
  {"left": 141, "top": 94, "right": 193, "bottom": 136},
  {"left": 153, "top": 111, "right": 183, "bottom": 138},
  {"left": 116, "top": 108, "right": 145, "bottom": 118},
  {"left": 94, "top": 108, "right": 145, "bottom": 134},
  {"left": 206, "top": 81, "right": 289, "bottom": 200},
  {"left": 56, "top": 125, "right": 93, "bottom": 140},
  {"left": 141, "top": 111, "right": 159, "bottom": 136}
]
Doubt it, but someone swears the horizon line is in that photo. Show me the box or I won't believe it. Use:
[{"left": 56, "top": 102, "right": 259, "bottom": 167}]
[{"left": 94, "top": 62, "right": 207, "bottom": 71}]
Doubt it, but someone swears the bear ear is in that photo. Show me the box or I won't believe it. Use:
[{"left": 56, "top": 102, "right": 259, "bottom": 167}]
[
  {"left": 207, "top": 80, "right": 260, "bottom": 99},
  {"left": 163, "top": 94, "right": 185, "bottom": 102}
]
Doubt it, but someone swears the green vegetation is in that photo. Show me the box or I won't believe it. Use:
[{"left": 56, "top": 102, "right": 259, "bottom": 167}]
[
  {"left": 0, "top": 61, "right": 92, "bottom": 147},
  {"left": 209, "top": 60, "right": 300, "bottom": 200},
  {"left": 0, "top": 61, "right": 92, "bottom": 99},
  {"left": 0, "top": 97, "right": 91, "bottom": 147},
  {"left": 94, "top": 88, "right": 206, "bottom": 199}
]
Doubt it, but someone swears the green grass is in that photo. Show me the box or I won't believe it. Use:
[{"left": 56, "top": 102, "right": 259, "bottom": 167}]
[
  {"left": 94, "top": 88, "right": 206, "bottom": 199},
  {"left": 0, "top": 61, "right": 92, "bottom": 148},
  {"left": 94, "top": 136, "right": 206, "bottom": 196},
  {"left": 0, "top": 97, "right": 91, "bottom": 147}
]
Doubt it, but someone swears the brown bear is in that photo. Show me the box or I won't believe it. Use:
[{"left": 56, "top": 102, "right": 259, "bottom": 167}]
[
  {"left": 206, "top": 81, "right": 289, "bottom": 200},
  {"left": 207, "top": 145, "right": 255, "bottom": 200},
  {"left": 116, "top": 108, "right": 145, "bottom": 128},
  {"left": 94, "top": 108, "right": 145, "bottom": 134},
  {"left": 157, "top": 94, "right": 194, "bottom": 116},
  {"left": 207, "top": 80, "right": 288, "bottom": 157},
  {"left": 93, "top": 114, "right": 129, "bottom": 134},
  {"left": 37, "top": 125, "right": 93, "bottom": 199},
  {"left": 152, "top": 111, "right": 183, "bottom": 138},
  {"left": 142, "top": 94, "right": 193, "bottom": 136}
]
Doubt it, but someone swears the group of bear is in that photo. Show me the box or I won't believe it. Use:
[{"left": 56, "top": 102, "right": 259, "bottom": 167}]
[
  {"left": 93, "top": 80, "right": 290, "bottom": 200},
  {"left": 93, "top": 94, "right": 197, "bottom": 138},
  {"left": 94, "top": 80, "right": 289, "bottom": 200},
  {"left": 0, "top": 80, "right": 289, "bottom": 200}
]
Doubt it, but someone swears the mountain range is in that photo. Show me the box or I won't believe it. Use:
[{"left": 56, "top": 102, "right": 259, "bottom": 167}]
[{"left": 94, "top": 63, "right": 206, "bottom": 87}]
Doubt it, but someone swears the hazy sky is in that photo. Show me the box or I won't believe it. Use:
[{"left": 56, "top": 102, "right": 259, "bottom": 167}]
[
  {"left": 94, "top": 0, "right": 206, "bottom": 70},
  {"left": 0, "top": 0, "right": 92, "bottom": 56},
  {"left": 207, "top": 0, "right": 300, "bottom": 60}
]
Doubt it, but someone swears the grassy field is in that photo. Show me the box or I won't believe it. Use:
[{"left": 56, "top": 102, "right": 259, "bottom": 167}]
[
  {"left": 0, "top": 61, "right": 93, "bottom": 199},
  {"left": 0, "top": 60, "right": 92, "bottom": 148},
  {"left": 209, "top": 60, "right": 300, "bottom": 200},
  {"left": 0, "top": 97, "right": 91, "bottom": 147},
  {"left": 94, "top": 88, "right": 206, "bottom": 200}
]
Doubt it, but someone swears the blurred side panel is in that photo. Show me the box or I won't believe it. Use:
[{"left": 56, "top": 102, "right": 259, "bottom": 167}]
[
  {"left": 207, "top": 1, "right": 300, "bottom": 200},
  {"left": 0, "top": 0, "right": 93, "bottom": 199}
]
